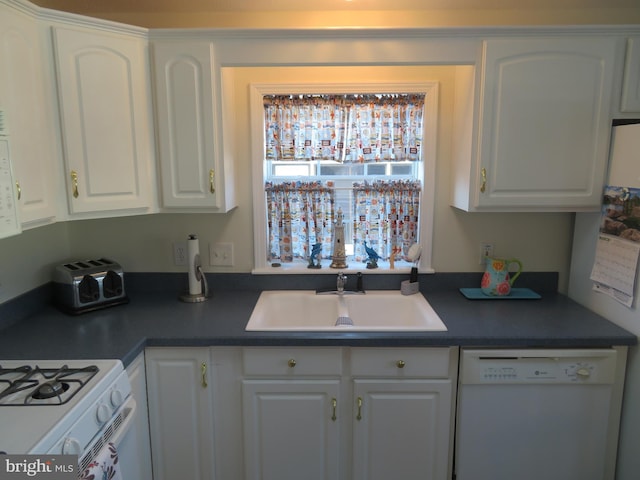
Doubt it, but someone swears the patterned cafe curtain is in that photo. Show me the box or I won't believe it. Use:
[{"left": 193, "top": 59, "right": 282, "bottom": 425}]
[
  {"left": 264, "top": 94, "right": 424, "bottom": 264},
  {"left": 352, "top": 180, "right": 421, "bottom": 262},
  {"left": 265, "top": 181, "right": 335, "bottom": 262}
]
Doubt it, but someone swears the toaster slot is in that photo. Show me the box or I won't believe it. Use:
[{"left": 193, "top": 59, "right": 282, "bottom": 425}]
[
  {"left": 103, "top": 270, "right": 123, "bottom": 298},
  {"left": 78, "top": 275, "right": 100, "bottom": 304}
]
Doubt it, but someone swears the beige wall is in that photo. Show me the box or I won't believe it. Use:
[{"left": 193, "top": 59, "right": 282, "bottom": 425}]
[
  {"left": 0, "top": 222, "right": 70, "bottom": 302},
  {"left": 0, "top": 64, "right": 573, "bottom": 303},
  {"left": 60, "top": 66, "right": 572, "bottom": 291},
  {"left": 0, "top": 62, "right": 573, "bottom": 304}
]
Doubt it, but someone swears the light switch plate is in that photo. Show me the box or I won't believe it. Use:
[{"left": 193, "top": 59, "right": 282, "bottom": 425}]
[{"left": 210, "top": 242, "right": 234, "bottom": 267}]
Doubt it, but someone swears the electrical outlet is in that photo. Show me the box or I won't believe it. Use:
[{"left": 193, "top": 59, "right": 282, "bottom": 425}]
[
  {"left": 479, "top": 243, "right": 494, "bottom": 264},
  {"left": 210, "top": 242, "right": 234, "bottom": 267},
  {"left": 173, "top": 242, "right": 187, "bottom": 266}
]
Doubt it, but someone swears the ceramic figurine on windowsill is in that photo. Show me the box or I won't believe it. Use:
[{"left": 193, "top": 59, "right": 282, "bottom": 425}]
[
  {"left": 364, "top": 241, "right": 380, "bottom": 269},
  {"left": 307, "top": 242, "right": 322, "bottom": 269}
]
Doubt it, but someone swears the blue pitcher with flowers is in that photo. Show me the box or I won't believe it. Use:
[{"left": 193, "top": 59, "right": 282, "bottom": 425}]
[{"left": 481, "top": 257, "right": 523, "bottom": 296}]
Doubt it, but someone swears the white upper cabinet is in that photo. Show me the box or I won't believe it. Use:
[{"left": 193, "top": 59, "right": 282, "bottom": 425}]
[
  {"left": 621, "top": 37, "right": 640, "bottom": 112},
  {"left": 452, "top": 37, "right": 617, "bottom": 212},
  {"left": 151, "top": 40, "right": 236, "bottom": 212},
  {"left": 0, "top": 5, "right": 58, "bottom": 228},
  {"left": 52, "top": 25, "right": 156, "bottom": 217}
]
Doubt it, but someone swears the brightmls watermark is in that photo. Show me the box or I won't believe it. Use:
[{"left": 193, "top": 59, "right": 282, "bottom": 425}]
[{"left": 0, "top": 455, "right": 76, "bottom": 479}]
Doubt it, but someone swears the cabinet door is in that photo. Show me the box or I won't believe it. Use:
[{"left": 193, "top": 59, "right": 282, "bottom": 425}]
[
  {"left": 621, "top": 37, "right": 640, "bottom": 112},
  {"left": 352, "top": 379, "right": 452, "bottom": 480},
  {"left": 122, "top": 353, "right": 153, "bottom": 480},
  {"left": 472, "top": 37, "right": 616, "bottom": 210},
  {"left": 0, "top": 8, "right": 57, "bottom": 227},
  {"left": 242, "top": 379, "right": 341, "bottom": 480},
  {"left": 152, "top": 41, "right": 235, "bottom": 211},
  {"left": 145, "top": 348, "right": 215, "bottom": 480},
  {"left": 53, "top": 26, "right": 154, "bottom": 215}
]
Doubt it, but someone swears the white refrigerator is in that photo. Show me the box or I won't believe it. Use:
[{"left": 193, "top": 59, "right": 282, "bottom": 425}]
[{"left": 568, "top": 121, "right": 640, "bottom": 480}]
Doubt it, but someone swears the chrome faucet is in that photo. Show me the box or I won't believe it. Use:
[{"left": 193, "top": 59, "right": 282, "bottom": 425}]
[
  {"left": 316, "top": 271, "right": 365, "bottom": 295},
  {"left": 337, "top": 272, "right": 347, "bottom": 293}
]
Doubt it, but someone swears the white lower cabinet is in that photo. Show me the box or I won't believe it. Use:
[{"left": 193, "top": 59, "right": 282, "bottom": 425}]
[
  {"left": 241, "top": 346, "right": 457, "bottom": 480},
  {"left": 351, "top": 348, "right": 456, "bottom": 480},
  {"left": 145, "top": 347, "right": 215, "bottom": 480},
  {"left": 123, "top": 352, "right": 153, "bottom": 480},
  {"left": 352, "top": 379, "right": 452, "bottom": 480},
  {"left": 243, "top": 379, "right": 341, "bottom": 480},
  {"left": 242, "top": 347, "right": 343, "bottom": 480},
  {"left": 145, "top": 346, "right": 457, "bottom": 480}
]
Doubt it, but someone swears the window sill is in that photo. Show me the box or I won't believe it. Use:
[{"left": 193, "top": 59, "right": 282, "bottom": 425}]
[{"left": 252, "top": 259, "right": 435, "bottom": 275}]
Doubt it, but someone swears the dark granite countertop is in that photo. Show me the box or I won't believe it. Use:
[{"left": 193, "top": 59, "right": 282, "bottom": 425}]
[{"left": 0, "top": 272, "right": 635, "bottom": 366}]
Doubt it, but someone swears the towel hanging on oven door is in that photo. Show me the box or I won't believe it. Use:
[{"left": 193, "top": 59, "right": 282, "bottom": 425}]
[{"left": 80, "top": 442, "right": 123, "bottom": 480}]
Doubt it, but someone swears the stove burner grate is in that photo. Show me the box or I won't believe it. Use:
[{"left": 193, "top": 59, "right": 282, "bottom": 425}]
[{"left": 0, "top": 365, "right": 99, "bottom": 406}]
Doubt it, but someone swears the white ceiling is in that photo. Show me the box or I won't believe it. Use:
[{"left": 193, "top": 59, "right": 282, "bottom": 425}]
[{"left": 33, "top": 0, "right": 640, "bottom": 13}]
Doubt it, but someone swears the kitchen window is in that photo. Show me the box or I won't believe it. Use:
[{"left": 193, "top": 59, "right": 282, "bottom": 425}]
[{"left": 250, "top": 83, "right": 438, "bottom": 274}]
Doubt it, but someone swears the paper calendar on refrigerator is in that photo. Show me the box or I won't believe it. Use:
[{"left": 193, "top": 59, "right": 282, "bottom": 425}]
[{"left": 590, "top": 185, "right": 640, "bottom": 307}]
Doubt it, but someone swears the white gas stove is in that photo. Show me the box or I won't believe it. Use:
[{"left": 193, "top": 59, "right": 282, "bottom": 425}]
[{"left": 0, "top": 359, "right": 135, "bottom": 473}]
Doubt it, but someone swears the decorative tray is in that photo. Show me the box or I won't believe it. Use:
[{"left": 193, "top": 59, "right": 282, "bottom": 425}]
[{"left": 459, "top": 288, "right": 541, "bottom": 300}]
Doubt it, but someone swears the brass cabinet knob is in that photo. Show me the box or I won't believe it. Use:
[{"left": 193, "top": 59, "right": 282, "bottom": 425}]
[
  {"left": 287, "top": 358, "right": 296, "bottom": 368},
  {"left": 396, "top": 360, "right": 406, "bottom": 369}
]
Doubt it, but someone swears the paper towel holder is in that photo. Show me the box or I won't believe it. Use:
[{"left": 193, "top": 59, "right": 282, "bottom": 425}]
[
  {"left": 180, "top": 234, "right": 211, "bottom": 303},
  {"left": 180, "top": 264, "right": 210, "bottom": 303}
]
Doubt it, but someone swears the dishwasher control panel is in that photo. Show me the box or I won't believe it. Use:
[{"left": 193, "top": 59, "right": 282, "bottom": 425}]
[{"left": 460, "top": 348, "right": 618, "bottom": 385}]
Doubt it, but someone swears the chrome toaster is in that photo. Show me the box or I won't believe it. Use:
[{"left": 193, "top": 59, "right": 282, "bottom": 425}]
[{"left": 53, "top": 258, "right": 128, "bottom": 314}]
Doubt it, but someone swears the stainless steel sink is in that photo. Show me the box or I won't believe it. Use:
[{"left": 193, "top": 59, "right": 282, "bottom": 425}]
[{"left": 245, "top": 290, "right": 447, "bottom": 331}]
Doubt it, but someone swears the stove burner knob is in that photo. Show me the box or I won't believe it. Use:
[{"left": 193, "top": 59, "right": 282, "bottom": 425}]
[
  {"left": 96, "top": 403, "right": 112, "bottom": 424},
  {"left": 62, "top": 437, "right": 82, "bottom": 456},
  {"left": 110, "top": 389, "right": 124, "bottom": 407}
]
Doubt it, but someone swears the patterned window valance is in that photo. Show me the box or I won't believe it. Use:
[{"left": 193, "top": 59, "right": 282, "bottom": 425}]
[{"left": 264, "top": 94, "right": 425, "bottom": 163}]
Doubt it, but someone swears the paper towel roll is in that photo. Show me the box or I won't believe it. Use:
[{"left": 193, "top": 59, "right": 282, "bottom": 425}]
[{"left": 187, "top": 234, "right": 201, "bottom": 295}]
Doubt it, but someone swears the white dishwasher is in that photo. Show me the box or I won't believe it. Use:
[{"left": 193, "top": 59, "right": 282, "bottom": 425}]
[{"left": 455, "top": 348, "right": 623, "bottom": 480}]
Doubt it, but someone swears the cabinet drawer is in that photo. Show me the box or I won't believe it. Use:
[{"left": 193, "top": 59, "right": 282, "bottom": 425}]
[
  {"left": 243, "top": 347, "right": 343, "bottom": 376},
  {"left": 351, "top": 347, "right": 451, "bottom": 377}
]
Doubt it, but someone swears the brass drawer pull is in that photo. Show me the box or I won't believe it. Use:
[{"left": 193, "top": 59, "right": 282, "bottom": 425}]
[
  {"left": 480, "top": 167, "right": 487, "bottom": 193},
  {"left": 288, "top": 358, "right": 296, "bottom": 368},
  {"left": 396, "top": 360, "right": 406, "bottom": 369},
  {"left": 209, "top": 169, "right": 215, "bottom": 194}
]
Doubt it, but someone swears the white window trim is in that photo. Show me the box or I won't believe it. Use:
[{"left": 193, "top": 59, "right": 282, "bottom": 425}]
[{"left": 250, "top": 82, "right": 438, "bottom": 275}]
